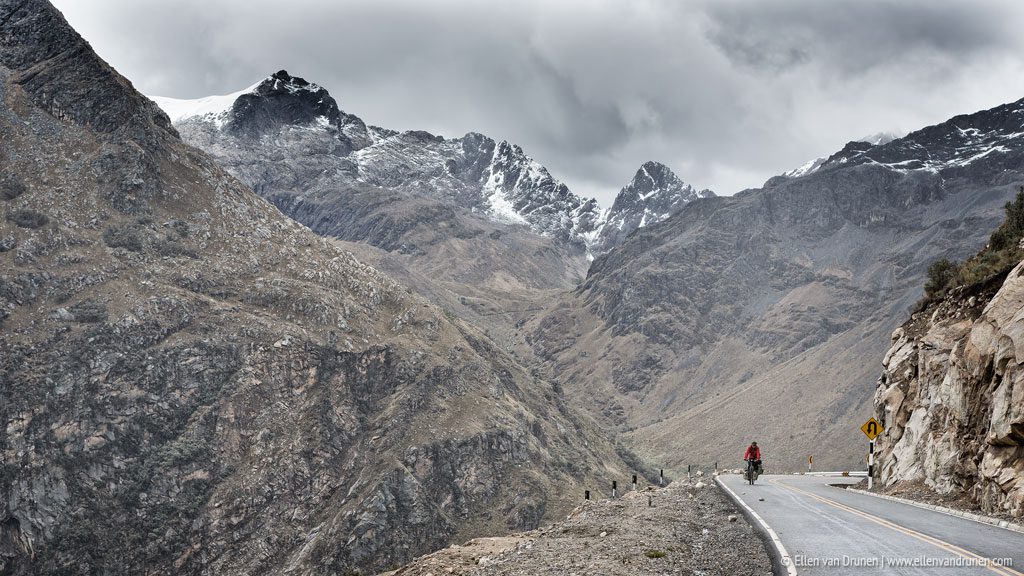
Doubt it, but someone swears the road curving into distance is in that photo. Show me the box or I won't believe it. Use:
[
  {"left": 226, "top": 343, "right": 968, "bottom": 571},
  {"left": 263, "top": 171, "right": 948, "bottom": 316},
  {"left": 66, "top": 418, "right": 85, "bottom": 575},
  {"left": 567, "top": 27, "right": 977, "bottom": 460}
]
[{"left": 717, "top": 474, "right": 1024, "bottom": 576}]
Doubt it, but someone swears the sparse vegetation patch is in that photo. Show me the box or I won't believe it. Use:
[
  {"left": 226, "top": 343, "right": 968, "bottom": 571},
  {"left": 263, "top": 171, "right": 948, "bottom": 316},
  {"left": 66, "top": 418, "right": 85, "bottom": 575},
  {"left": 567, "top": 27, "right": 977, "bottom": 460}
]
[{"left": 7, "top": 209, "right": 48, "bottom": 229}]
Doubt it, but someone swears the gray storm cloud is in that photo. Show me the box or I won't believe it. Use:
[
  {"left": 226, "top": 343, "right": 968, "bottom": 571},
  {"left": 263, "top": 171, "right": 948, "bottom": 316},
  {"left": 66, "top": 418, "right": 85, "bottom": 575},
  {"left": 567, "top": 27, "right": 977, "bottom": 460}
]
[{"left": 52, "top": 0, "right": 1024, "bottom": 203}]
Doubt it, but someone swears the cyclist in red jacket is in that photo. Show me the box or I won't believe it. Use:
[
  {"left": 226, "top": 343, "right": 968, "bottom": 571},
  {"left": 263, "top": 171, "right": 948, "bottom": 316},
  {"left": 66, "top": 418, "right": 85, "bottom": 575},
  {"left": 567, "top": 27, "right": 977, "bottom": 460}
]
[
  {"left": 744, "top": 441, "right": 761, "bottom": 462},
  {"left": 744, "top": 441, "right": 763, "bottom": 483}
]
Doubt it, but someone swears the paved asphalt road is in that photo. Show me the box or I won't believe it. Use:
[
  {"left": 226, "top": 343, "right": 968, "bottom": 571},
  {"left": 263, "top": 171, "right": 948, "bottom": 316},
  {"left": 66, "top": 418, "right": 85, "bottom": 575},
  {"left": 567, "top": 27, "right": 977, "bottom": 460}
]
[{"left": 718, "top": 474, "right": 1024, "bottom": 575}]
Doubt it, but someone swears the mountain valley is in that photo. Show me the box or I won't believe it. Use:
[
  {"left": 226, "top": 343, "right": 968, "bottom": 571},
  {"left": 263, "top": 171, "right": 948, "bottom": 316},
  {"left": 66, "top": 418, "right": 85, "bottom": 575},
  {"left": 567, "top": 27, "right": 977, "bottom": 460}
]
[{"left": 3, "top": 1, "right": 1024, "bottom": 574}]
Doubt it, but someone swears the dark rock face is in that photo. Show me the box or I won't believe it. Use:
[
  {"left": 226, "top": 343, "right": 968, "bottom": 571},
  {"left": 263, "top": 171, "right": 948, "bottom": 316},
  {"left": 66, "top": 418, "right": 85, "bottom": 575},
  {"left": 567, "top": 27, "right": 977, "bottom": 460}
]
[
  {"left": 593, "top": 161, "right": 714, "bottom": 254},
  {"left": 0, "top": 0, "right": 174, "bottom": 138},
  {"left": 0, "top": 2, "right": 628, "bottom": 574},
  {"left": 225, "top": 70, "right": 367, "bottom": 149},
  {"left": 529, "top": 97, "right": 1024, "bottom": 473}
]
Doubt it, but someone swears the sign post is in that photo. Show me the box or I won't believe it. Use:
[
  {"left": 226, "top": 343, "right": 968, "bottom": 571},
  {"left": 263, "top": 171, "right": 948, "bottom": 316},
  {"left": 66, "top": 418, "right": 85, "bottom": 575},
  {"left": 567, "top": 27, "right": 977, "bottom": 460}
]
[
  {"left": 808, "top": 455, "right": 813, "bottom": 473},
  {"left": 860, "top": 417, "right": 883, "bottom": 489},
  {"left": 868, "top": 440, "right": 875, "bottom": 489}
]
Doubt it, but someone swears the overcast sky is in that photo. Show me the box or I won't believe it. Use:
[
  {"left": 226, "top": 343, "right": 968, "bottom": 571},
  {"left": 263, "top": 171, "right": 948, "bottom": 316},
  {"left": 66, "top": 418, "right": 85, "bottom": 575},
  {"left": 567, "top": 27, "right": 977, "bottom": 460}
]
[{"left": 53, "top": 0, "right": 1024, "bottom": 204}]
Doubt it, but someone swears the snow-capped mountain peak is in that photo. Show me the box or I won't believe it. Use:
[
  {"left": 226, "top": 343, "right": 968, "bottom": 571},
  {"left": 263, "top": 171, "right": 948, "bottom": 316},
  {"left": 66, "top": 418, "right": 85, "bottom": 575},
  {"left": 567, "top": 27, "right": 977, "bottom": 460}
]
[
  {"left": 591, "top": 161, "right": 714, "bottom": 254},
  {"left": 779, "top": 101, "right": 1024, "bottom": 182},
  {"left": 151, "top": 72, "right": 708, "bottom": 254},
  {"left": 149, "top": 70, "right": 357, "bottom": 137}
]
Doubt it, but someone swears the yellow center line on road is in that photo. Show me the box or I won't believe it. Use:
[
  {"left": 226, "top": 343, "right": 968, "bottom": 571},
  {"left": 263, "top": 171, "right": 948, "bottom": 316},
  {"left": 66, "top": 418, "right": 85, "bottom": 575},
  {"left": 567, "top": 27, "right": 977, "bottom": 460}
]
[{"left": 767, "top": 478, "right": 1023, "bottom": 576}]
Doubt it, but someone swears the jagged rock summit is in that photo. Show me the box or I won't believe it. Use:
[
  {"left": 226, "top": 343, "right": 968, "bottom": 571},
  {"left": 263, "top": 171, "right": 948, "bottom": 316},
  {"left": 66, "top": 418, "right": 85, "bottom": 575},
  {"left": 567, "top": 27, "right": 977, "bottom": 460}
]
[
  {"left": 0, "top": 2, "right": 629, "bottom": 574},
  {"left": 593, "top": 161, "right": 714, "bottom": 253},
  {"left": 226, "top": 70, "right": 349, "bottom": 136}
]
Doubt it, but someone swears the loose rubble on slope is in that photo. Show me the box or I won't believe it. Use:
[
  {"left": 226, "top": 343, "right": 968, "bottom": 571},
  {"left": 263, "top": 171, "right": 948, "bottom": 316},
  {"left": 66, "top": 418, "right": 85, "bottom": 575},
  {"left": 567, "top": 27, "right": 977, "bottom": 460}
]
[{"left": 379, "top": 475, "right": 772, "bottom": 576}]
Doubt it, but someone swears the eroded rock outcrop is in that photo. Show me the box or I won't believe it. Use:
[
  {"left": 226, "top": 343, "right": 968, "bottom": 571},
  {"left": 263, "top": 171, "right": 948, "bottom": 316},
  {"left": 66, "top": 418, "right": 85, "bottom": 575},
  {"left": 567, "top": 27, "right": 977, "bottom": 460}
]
[{"left": 874, "top": 261, "right": 1024, "bottom": 517}]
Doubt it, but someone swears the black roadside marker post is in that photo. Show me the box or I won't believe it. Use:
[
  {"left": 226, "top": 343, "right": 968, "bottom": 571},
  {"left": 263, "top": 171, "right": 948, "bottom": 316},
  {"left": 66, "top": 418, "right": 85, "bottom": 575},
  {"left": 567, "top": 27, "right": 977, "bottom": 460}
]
[
  {"left": 648, "top": 495, "right": 653, "bottom": 507},
  {"left": 868, "top": 440, "right": 875, "bottom": 489},
  {"left": 632, "top": 474, "right": 638, "bottom": 492},
  {"left": 612, "top": 480, "right": 617, "bottom": 498},
  {"left": 585, "top": 490, "right": 590, "bottom": 501},
  {"left": 661, "top": 468, "right": 665, "bottom": 486}
]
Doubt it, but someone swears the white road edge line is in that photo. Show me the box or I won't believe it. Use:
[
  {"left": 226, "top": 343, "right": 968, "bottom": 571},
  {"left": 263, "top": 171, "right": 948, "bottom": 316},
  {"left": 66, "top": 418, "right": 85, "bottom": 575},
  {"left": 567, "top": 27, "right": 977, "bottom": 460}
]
[
  {"left": 714, "top": 474, "right": 798, "bottom": 576},
  {"left": 845, "top": 488, "right": 1024, "bottom": 535}
]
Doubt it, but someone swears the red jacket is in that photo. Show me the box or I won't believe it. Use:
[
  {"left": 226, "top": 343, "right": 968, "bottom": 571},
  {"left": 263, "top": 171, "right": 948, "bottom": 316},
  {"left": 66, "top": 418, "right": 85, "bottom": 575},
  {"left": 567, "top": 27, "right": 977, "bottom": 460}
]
[{"left": 744, "top": 445, "right": 761, "bottom": 461}]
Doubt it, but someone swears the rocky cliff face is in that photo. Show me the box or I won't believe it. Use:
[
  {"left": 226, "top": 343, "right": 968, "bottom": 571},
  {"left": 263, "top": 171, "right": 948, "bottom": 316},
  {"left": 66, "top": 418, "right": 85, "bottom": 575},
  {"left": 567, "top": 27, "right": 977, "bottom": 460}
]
[
  {"left": 592, "top": 161, "right": 713, "bottom": 254},
  {"left": 874, "top": 259, "right": 1024, "bottom": 518},
  {"left": 527, "top": 97, "right": 1024, "bottom": 473},
  {"left": 0, "top": 2, "right": 628, "bottom": 574}
]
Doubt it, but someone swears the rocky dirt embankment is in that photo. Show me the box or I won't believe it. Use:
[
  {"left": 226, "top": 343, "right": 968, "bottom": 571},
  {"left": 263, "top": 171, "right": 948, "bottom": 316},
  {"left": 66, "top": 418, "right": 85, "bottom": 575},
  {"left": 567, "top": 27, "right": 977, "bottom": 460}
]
[
  {"left": 874, "top": 259, "right": 1024, "bottom": 518},
  {"left": 379, "top": 475, "right": 772, "bottom": 576}
]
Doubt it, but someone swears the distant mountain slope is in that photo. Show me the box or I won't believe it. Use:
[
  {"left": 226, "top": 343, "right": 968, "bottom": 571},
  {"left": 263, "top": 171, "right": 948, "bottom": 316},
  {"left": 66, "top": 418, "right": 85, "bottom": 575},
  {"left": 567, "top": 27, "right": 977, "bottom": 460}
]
[
  {"left": 151, "top": 73, "right": 713, "bottom": 355},
  {"left": 527, "top": 96, "right": 1024, "bottom": 473},
  {"left": 0, "top": 3, "right": 628, "bottom": 575}
]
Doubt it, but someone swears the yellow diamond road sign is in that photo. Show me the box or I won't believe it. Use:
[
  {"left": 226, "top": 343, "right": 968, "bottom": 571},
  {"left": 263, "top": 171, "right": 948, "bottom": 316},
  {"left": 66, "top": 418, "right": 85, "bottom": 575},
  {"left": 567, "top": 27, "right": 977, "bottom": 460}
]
[{"left": 861, "top": 417, "right": 883, "bottom": 440}]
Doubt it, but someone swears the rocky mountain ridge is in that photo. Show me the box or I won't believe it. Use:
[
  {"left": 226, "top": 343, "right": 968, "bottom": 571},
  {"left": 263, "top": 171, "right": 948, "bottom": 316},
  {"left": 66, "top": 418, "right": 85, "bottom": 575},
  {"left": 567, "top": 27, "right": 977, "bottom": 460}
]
[
  {"left": 781, "top": 131, "right": 902, "bottom": 179},
  {"left": 151, "top": 71, "right": 711, "bottom": 256},
  {"left": 0, "top": 3, "right": 629, "bottom": 574}
]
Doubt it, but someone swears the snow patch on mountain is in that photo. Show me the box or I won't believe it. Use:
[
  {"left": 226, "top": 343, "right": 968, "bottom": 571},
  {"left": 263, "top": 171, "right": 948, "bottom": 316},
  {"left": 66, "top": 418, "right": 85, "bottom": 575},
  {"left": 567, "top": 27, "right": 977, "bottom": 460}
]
[
  {"left": 481, "top": 163, "right": 530, "bottom": 226},
  {"left": 149, "top": 82, "right": 261, "bottom": 127}
]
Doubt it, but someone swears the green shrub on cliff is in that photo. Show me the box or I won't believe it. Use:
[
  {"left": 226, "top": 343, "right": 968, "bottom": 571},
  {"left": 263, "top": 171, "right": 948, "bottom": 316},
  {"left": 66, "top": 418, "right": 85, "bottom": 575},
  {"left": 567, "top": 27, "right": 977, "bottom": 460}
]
[{"left": 925, "top": 259, "right": 958, "bottom": 298}]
